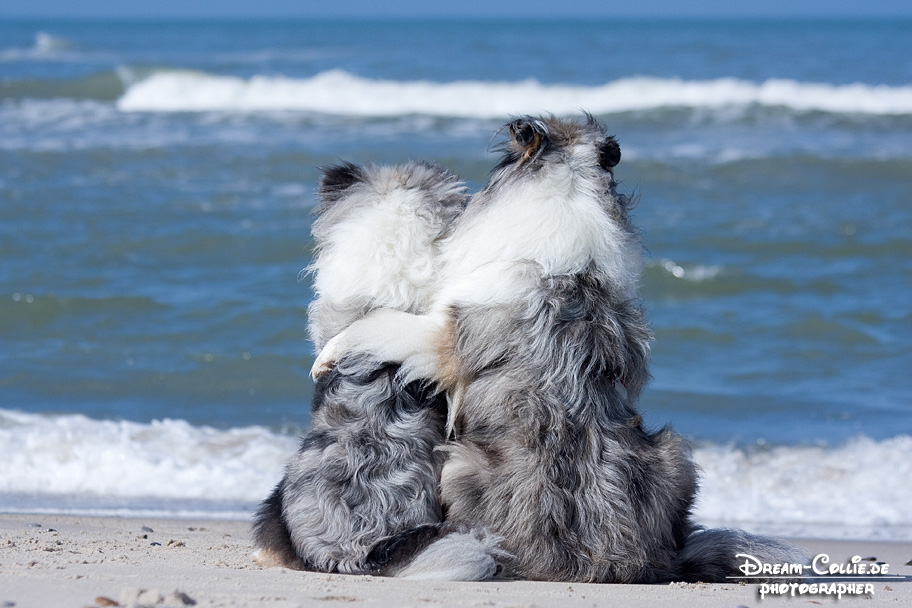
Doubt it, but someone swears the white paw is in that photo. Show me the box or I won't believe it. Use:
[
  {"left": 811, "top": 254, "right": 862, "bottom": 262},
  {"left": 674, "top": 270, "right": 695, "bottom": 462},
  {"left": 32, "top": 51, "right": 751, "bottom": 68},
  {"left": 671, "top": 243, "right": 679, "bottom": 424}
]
[
  {"left": 310, "top": 332, "right": 348, "bottom": 379},
  {"left": 310, "top": 353, "right": 334, "bottom": 379}
]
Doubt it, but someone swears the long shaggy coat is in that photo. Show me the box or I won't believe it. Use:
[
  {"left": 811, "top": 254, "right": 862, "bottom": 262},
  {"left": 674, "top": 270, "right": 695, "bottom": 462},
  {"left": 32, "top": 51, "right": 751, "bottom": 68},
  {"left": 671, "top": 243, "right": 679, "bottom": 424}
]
[
  {"left": 313, "top": 116, "right": 807, "bottom": 582},
  {"left": 252, "top": 162, "right": 469, "bottom": 574}
]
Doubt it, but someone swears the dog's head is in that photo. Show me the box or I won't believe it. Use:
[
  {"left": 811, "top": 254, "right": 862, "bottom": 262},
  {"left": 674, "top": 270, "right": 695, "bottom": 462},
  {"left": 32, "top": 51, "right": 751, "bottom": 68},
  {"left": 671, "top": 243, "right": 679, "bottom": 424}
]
[
  {"left": 308, "top": 161, "right": 467, "bottom": 348},
  {"left": 315, "top": 161, "right": 467, "bottom": 234},
  {"left": 495, "top": 116, "right": 650, "bottom": 396},
  {"left": 501, "top": 115, "right": 620, "bottom": 174},
  {"left": 472, "top": 115, "right": 639, "bottom": 296}
]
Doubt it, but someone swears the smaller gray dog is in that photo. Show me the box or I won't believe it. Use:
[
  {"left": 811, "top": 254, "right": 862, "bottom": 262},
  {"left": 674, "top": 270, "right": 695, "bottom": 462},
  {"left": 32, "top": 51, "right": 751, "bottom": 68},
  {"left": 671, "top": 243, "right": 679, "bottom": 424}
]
[{"left": 252, "top": 161, "right": 470, "bottom": 574}]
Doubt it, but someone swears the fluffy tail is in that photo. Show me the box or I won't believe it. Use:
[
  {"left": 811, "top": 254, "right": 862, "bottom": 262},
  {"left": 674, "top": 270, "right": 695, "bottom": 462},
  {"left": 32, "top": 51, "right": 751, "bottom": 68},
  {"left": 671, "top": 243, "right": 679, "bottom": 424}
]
[
  {"left": 369, "top": 527, "right": 505, "bottom": 581},
  {"left": 677, "top": 527, "right": 809, "bottom": 583}
]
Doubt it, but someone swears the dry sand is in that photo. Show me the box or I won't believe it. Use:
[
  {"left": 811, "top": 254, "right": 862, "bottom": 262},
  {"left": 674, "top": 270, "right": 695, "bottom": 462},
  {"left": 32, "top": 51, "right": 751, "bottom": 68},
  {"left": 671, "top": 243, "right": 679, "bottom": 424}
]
[{"left": 1, "top": 513, "right": 909, "bottom": 608}]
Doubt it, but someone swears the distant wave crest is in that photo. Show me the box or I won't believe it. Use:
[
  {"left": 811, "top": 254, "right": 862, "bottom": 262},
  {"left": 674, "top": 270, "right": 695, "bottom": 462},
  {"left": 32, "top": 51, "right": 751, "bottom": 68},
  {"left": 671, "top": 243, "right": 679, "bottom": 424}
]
[
  {"left": 116, "top": 69, "right": 912, "bottom": 116},
  {"left": 0, "top": 31, "right": 78, "bottom": 61},
  {"left": 33, "top": 31, "right": 75, "bottom": 53}
]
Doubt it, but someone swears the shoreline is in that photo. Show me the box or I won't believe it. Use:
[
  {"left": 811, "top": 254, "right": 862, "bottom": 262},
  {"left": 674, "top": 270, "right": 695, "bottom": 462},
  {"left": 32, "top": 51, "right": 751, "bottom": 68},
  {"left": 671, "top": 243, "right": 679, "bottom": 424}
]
[{"left": 1, "top": 513, "right": 909, "bottom": 607}]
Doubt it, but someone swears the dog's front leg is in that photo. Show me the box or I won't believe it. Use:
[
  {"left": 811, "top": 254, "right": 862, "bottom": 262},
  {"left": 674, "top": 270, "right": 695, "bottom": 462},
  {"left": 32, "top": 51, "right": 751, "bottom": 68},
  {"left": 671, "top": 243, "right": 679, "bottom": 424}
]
[{"left": 311, "top": 308, "right": 445, "bottom": 381}]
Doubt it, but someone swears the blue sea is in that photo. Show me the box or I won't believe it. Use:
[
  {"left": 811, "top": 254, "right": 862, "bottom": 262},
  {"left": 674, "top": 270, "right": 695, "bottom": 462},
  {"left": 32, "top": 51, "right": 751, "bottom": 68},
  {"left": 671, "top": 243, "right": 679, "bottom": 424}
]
[{"left": 1, "top": 19, "right": 910, "bottom": 539}]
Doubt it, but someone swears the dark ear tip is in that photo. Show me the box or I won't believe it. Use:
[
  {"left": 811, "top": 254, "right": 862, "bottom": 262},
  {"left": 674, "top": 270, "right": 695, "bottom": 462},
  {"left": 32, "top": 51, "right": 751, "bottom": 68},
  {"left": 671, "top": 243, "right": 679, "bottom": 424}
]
[
  {"left": 320, "top": 162, "right": 363, "bottom": 189},
  {"left": 319, "top": 162, "right": 364, "bottom": 199},
  {"left": 599, "top": 137, "right": 621, "bottom": 169},
  {"left": 508, "top": 117, "right": 530, "bottom": 131},
  {"left": 507, "top": 117, "right": 545, "bottom": 157},
  {"left": 509, "top": 119, "right": 536, "bottom": 148}
]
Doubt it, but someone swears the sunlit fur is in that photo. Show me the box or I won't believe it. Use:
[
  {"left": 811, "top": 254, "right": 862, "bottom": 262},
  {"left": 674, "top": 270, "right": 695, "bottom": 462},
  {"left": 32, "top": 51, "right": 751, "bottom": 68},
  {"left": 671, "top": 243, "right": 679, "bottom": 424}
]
[
  {"left": 251, "top": 161, "right": 468, "bottom": 573},
  {"left": 314, "top": 115, "right": 808, "bottom": 582}
]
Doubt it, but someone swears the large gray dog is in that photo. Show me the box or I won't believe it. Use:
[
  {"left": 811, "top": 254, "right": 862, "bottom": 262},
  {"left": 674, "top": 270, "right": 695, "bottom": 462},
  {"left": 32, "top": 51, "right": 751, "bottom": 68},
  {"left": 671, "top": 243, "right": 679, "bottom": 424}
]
[{"left": 309, "top": 115, "right": 807, "bottom": 582}]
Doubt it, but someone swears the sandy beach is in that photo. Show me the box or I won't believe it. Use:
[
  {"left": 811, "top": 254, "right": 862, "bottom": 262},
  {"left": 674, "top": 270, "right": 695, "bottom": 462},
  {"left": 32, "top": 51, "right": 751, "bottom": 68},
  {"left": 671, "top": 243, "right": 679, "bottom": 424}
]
[{"left": 1, "top": 513, "right": 909, "bottom": 608}]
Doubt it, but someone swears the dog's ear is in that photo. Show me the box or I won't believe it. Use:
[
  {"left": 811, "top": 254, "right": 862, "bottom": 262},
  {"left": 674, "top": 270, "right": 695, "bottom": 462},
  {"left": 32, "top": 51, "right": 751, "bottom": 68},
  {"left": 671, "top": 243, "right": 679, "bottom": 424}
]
[
  {"left": 598, "top": 136, "right": 621, "bottom": 171},
  {"left": 319, "top": 162, "right": 365, "bottom": 202},
  {"left": 508, "top": 118, "right": 546, "bottom": 161}
]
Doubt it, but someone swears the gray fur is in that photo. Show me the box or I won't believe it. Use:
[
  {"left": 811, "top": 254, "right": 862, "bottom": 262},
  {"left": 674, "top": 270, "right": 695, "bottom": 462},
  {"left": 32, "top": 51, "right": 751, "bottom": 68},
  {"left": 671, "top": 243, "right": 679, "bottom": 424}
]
[
  {"left": 433, "top": 116, "right": 806, "bottom": 582},
  {"left": 310, "top": 115, "right": 807, "bottom": 583},
  {"left": 258, "top": 117, "right": 807, "bottom": 583},
  {"left": 392, "top": 529, "right": 505, "bottom": 580},
  {"left": 433, "top": 116, "right": 807, "bottom": 582},
  {"left": 252, "top": 161, "right": 467, "bottom": 573}
]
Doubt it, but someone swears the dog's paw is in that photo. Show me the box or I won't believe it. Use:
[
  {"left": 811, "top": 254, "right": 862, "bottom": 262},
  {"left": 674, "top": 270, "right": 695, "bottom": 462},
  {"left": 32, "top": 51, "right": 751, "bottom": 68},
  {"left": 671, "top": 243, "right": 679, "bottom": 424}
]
[
  {"left": 311, "top": 332, "right": 349, "bottom": 379},
  {"left": 310, "top": 355, "right": 334, "bottom": 379},
  {"left": 310, "top": 349, "right": 336, "bottom": 379}
]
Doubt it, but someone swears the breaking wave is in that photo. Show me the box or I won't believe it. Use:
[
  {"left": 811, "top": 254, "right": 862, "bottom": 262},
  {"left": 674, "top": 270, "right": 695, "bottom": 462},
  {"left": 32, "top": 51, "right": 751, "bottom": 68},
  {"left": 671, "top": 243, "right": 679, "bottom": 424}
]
[
  {"left": 1, "top": 408, "right": 909, "bottom": 538},
  {"left": 693, "top": 436, "right": 912, "bottom": 540},
  {"left": 0, "top": 408, "right": 296, "bottom": 506}
]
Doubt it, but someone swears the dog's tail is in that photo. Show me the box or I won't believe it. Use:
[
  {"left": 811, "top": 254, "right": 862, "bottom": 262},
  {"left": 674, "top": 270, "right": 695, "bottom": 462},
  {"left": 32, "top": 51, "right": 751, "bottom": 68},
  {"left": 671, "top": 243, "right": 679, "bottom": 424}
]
[
  {"left": 365, "top": 526, "right": 504, "bottom": 581},
  {"left": 677, "top": 527, "right": 809, "bottom": 583}
]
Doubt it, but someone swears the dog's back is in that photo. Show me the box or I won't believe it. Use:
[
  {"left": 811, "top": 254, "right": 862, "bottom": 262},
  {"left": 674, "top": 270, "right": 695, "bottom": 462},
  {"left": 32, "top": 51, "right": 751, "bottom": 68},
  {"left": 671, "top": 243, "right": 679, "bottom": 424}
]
[
  {"left": 252, "top": 161, "right": 466, "bottom": 572},
  {"left": 438, "top": 277, "right": 696, "bottom": 582},
  {"left": 435, "top": 117, "right": 807, "bottom": 582},
  {"left": 427, "top": 119, "right": 687, "bottom": 580},
  {"left": 434, "top": 117, "right": 806, "bottom": 582}
]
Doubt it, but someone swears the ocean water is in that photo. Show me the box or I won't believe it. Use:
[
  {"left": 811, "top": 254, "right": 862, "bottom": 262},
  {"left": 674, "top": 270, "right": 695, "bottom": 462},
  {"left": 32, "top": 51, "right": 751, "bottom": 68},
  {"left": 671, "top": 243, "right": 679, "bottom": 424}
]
[{"left": 1, "top": 19, "right": 910, "bottom": 539}]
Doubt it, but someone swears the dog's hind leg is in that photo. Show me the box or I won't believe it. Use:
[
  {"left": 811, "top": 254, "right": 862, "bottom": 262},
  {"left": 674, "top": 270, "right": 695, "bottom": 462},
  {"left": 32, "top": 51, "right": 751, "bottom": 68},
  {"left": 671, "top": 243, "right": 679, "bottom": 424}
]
[
  {"left": 347, "top": 440, "right": 505, "bottom": 581},
  {"left": 251, "top": 479, "right": 308, "bottom": 570}
]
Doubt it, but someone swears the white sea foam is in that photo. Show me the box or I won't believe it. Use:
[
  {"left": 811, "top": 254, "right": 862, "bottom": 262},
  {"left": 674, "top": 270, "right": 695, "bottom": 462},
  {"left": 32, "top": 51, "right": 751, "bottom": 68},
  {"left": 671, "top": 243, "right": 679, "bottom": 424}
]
[
  {"left": 0, "top": 408, "right": 296, "bottom": 504},
  {"left": 693, "top": 435, "right": 912, "bottom": 540},
  {"left": 0, "top": 409, "right": 909, "bottom": 537},
  {"left": 652, "top": 259, "right": 723, "bottom": 281},
  {"left": 116, "top": 69, "right": 912, "bottom": 116}
]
